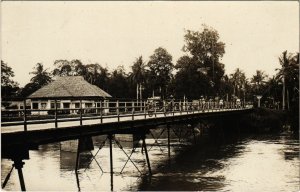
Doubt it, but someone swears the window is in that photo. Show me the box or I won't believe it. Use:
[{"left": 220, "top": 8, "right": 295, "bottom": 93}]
[
  {"left": 75, "top": 103, "right": 80, "bottom": 109},
  {"left": 41, "top": 103, "right": 47, "bottom": 109},
  {"left": 32, "top": 103, "right": 38, "bottom": 109},
  {"left": 63, "top": 103, "right": 70, "bottom": 109},
  {"left": 51, "top": 102, "right": 61, "bottom": 109}
]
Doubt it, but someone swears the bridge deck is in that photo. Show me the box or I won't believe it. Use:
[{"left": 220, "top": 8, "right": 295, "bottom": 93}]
[{"left": 1, "top": 108, "right": 246, "bottom": 133}]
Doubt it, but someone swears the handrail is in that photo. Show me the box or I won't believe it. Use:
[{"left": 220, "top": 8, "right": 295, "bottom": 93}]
[{"left": 1, "top": 98, "right": 252, "bottom": 130}]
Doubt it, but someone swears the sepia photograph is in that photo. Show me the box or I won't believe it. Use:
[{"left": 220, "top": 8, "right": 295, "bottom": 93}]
[{"left": 1, "top": 1, "right": 299, "bottom": 191}]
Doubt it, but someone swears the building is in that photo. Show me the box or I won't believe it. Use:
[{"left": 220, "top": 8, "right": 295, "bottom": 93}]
[{"left": 28, "top": 76, "right": 112, "bottom": 115}]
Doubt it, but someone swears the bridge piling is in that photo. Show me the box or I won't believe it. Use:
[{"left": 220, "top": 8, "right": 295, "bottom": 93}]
[
  {"left": 108, "top": 134, "right": 114, "bottom": 191},
  {"left": 75, "top": 138, "right": 81, "bottom": 172},
  {"left": 167, "top": 125, "right": 171, "bottom": 160},
  {"left": 142, "top": 135, "right": 152, "bottom": 175},
  {"left": 14, "top": 160, "right": 26, "bottom": 191}
]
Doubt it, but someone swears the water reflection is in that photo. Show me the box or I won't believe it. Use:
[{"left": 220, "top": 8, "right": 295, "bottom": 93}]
[{"left": 1, "top": 131, "right": 299, "bottom": 191}]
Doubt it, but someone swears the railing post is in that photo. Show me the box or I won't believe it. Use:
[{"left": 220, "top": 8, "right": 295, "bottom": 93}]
[
  {"left": 124, "top": 102, "right": 127, "bottom": 113},
  {"left": 117, "top": 100, "right": 120, "bottom": 122},
  {"left": 163, "top": 100, "right": 166, "bottom": 117},
  {"left": 80, "top": 99, "right": 83, "bottom": 126},
  {"left": 208, "top": 101, "right": 210, "bottom": 112},
  {"left": 193, "top": 102, "right": 195, "bottom": 114},
  {"left": 132, "top": 101, "right": 135, "bottom": 120},
  {"left": 172, "top": 101, "right": 174, "bottom": 116},
  {"left": 186, "top": 101, "right": 189, "bottom": 114},
  {"left": 55, "top": 99, "right": 58, "bottom": 128},
  {"left": 23, "top": 99, "right": 27, "bottom": 131},
  {"left": 144, "top": 101, "right": 146, "bottom": 119},
  {"left": 179, "top": 100, "right": 182, "bottom": 115},
  {"left": 100, "top": 100, "right": 103, "bottom": 123},
  {"left": 154, "top": 101, "right": 157, "bottom": 118}
]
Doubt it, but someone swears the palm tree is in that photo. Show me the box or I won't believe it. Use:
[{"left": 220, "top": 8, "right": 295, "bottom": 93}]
[
  {"left": 276, "top": 51, "right": 299, "bottom": 110},
  {"left": 250, "top": 70, "right": 268, "bottom": 95},
  {"left": 30, "top": 63, "right": 52, "bottom": 87},
  {"left": 229, "top": 68, "right": 247, "bottom": 98},
  {"left": 129, "top": 56, "right": 146, "bottom": 101}
]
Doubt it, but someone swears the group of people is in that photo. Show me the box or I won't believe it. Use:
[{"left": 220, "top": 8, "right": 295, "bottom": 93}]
[{"left": 146, "top": 95, "right": 243, "bottom": 114}]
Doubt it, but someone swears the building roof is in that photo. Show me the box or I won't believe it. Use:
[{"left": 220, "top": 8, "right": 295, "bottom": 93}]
[{"left": 28, "top": 76, "right": 112, "bottom": 99}]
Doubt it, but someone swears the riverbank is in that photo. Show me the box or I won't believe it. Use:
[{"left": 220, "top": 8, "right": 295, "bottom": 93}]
[{"left": 240, "top": 108, "right": 296, "bottom": 133}]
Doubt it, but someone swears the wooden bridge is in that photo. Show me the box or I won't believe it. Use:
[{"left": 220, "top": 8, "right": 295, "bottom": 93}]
[{"left": 1, "top": 97, "right": 253, "bottom": 191}]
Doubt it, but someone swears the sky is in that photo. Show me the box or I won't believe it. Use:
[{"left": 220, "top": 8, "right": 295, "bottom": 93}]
[{"left": 1, "top": 1, "right": 299, "bottom": 87}]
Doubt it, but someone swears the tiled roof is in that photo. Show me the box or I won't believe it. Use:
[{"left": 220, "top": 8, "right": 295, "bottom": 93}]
[{"left": 28, "top": 76, "right": 112, "bottom": 99}]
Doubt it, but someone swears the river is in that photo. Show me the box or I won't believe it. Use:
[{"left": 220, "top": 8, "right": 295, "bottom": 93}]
[{"left": 1, "top": 129, "right": 299, "bottom": 191}]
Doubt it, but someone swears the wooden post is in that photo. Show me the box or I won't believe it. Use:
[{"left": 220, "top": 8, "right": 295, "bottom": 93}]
[
  {"left": 100, "top": 100, "right": 103, "bottom": 123},
  {"left": 14, "top": 160, "right": 26, "bottom": 191},
  {"left": 144, "top": 101, "right": 146, "bottom": 119},
  {"left": 75, "top": 139, "right": 81, "bottom": 171},
  {"left": 179, "top": 100, "right": 182, "bottom": 115},
  {"left": 167, "top": 125, "right": 171, "bottom": 159},
  {"left": 54, "top": 99, "right": 58, "bottom": 128},
  {"left": 23, "top": 100, "right": 27, "bottom": 131},
  {"left": 142, "top": 136, "right": 152, "bottom": 175},
  {"left": 109, "top": 134, "right": 113, "bottom": 174},
  {"left": 108, "top": 134, "right": 114, "bottom": 191},
  {"left": 124, "top": 102, "right": 127, "bottom": 113},
  {"left": 163, "top": 100, "right": 166, "bottom": 117},
  {"left": 80, "top": 99, "right": 83, "bottom": 126},
  {"left": 117, "top": 100, "right": 120, "bottom": 122},
  {"left": 154, "top": 101, "right": 157, "bottom": 118},
  {"left": 132, "top": 101, "right": 135, "bottom": 120}
]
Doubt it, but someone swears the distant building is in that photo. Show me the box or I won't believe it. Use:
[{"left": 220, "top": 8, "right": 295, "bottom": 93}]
[{"left": 28, "top": 76, "right": 112, "bottom": 115}]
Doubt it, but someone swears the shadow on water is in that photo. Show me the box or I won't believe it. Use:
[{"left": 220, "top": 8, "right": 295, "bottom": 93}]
[
  {"left": 138, "top": 127, "right": 246, "bottom": 191},
  {"left": 137, "top": 125, "right": 299, "bottom": 191}
]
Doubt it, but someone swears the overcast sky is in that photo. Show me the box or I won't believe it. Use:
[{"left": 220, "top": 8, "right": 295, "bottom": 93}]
[{"left": 1, "top": 1, "right": 299, "bottom": 87}]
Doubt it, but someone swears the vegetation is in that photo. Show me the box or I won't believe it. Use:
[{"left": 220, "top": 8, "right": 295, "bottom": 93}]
[
  {"left": 1, "top": 25, "right": 299, "bottom": 131},
  {"left": 1, "top": 61, "right": 19, "bottom": 98}
]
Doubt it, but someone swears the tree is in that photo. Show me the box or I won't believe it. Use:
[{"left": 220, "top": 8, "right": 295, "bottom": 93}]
[
  {"left": 147, "top": 47, "right": 174, "bottom": 99},
  {"left": 19, "top": 63, "right": 52, "bottom": 97},
  {"left": 84, "top": 63, "right": 102, "bottom": 84},
  {"left": 129, "top": 56, "right": 146, "bottom": 100},
  {"left": 108, "top": 66, "right": 131, "bottom": 98},
  {"left": 250, "top": 70, "right": 268, "bottom": 95},
  {"left": 229, "top": 68, "right": 247, "bottom": 99},
  {"left": 30, "top": 63, "right": 52, "bottom": 87},
  {"left": 1, "top": 60, "right": 19, "bottom": 97},
  {"left": 276, "top": 51, "right": 299, "bottom": 110},
  {"left": 53, "top": 60, "right": 73, "bottom": 76},
  {"left": 174, "top": 55, "right": 210, "bottom": 99},
  {"left": 182, "top": 25, "right": 226, "bottom": 95}
]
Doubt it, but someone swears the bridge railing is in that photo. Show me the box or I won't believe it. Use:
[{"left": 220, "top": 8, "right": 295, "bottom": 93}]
[{"left": 1, "top": 98, "right": 251, "bottom": 131}]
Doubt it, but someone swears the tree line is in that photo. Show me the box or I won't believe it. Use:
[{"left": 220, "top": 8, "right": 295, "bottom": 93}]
[{"left": 1, "top": 25, "right": 299, "bottom": 111}]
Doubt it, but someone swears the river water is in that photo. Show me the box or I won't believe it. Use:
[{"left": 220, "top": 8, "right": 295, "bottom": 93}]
[{"left": 1, "top": 129, "right": 299, "bottom": 191}]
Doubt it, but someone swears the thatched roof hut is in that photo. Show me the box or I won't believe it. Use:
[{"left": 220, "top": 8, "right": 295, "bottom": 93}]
[{"left": 28, "top": 76, "right": 111, "bottom": 99}]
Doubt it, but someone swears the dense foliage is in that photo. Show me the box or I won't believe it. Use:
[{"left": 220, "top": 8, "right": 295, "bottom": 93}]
[{"left": 2, "top": 25, "right": 299, "bottom": 115}]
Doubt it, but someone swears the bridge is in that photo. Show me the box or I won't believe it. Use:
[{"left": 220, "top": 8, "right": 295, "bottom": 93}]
[{"left": 1, "top": 97, "right": 253, "bottom": 191}]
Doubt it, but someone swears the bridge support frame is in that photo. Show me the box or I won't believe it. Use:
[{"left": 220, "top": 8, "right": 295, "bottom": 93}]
[
  {"left": 108, "top": 134, "right": 114, "bottom": 191},
  {"left": 14, "top": 159, "right": 26, "bottom": 191},
  {"left": 167, "top": 125, "right": 171, "bottom": 160},
  {"left": 142, "top": 135, "right": 152, "bottom": 175}
]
